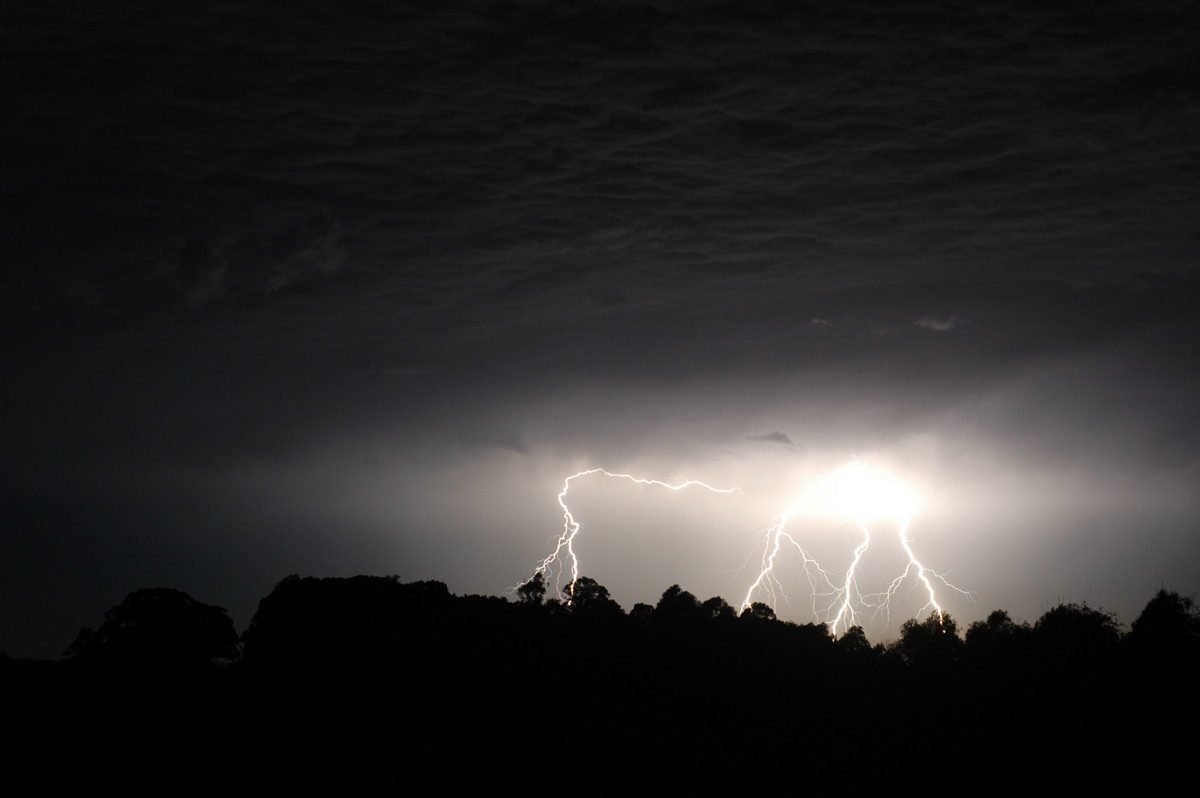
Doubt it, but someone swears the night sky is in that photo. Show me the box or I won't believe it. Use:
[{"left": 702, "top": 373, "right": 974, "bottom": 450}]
[{"left": 4, "top": 1, "right": 1199, "bottom": 657}]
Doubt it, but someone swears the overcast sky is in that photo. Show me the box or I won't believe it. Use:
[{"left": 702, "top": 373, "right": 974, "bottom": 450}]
[{"left": 4, "top": 0, "right": 1198, "bottom": 656}]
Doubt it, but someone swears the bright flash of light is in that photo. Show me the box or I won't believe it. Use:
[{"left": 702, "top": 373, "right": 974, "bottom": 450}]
[
  {"left": 740, "top": 461, "right": 969, "bottom": 636},
  {"left": 519, "top": 468, "right": 741, "bottom": 601},
  {"left": 518, "top": 462, "right": 969, "bottom": 636}
]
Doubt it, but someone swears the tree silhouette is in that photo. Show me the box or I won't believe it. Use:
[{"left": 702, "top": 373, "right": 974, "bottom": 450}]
[
  {"left": 740, "top": 602, "right": 776, "bottom": 622},
  {"left": 629, "top": 602, "right": 654, "bottom": 626},
  {"left": 892, "top": 612, "right": 962, "bottom": 671},
  {"left": 701, "top": 596, "right": 737, "bottom": 623},
  {"left": 29, "top": 574, "right": 1200, "bottom": 792},
  {"left": 66, "top": 587, "right": 238, "bottom": 668},
  {"left": 836, "top": 625, "right": 874, "bottom": 658},
  {"left": 653, "top": 584, "right": 704, "bottom": 629},
  {"left": 561, "top": 576, "right": 623, "bottom": 617},
  {"left": 241, "top": 575, "right": 455, "bottom": 683},
  {"left": 1033, "top": 602, "right": 1121, "bottom": 663},
  {"left": 516, "top": 572, "right": 547, "bottom": 605},
  {"left": 1126, "top": 589, "right": 1200, "bottom": 673},
  {"left": 964, "top": 609, "right": 1032, "bottom": 671}
]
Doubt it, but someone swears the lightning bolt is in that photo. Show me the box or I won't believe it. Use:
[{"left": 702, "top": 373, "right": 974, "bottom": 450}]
[
  {"left": 740, "top": 461, "right": 970, "bottom": 636},
  {"left": 519, "top": 468, "right": 741, "bottom": 601},
  {"left": 519, "top": 461, "right": 970, "bottom": 636}
]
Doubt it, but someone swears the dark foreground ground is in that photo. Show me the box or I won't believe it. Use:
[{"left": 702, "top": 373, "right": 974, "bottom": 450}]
[{"left": 5, "top": 576, "right": 1198, "bottom": 793}]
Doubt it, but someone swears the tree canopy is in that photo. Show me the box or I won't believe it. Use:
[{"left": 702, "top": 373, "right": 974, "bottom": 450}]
[{"left": 66, "top": 587, "right": 238, "bottom": 668}]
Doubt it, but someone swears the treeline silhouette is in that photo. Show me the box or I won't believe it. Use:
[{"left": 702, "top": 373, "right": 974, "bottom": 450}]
[{"left": 5, "top": 576, "right": 1197, "bottom": 791}]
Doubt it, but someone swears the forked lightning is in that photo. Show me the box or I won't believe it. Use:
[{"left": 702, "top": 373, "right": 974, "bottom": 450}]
[{"left": 518, "top": 462, "right": 969, "bottom": 635}]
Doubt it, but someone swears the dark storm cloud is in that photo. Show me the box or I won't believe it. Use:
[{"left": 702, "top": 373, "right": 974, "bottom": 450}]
[
  {"left": 6, "top": 0, "right": 1196, "bottom": 456},
  {"left": 914, "top": 316, "right": 962, "bottom": 332},
  {"left": 3, "top": 1, "right": 1198, "bottom": 655},
  {"left": 745, "top": 431, "right": 795, "bottom": 447},
  {"left": 6, "top": 0, "right": 1197, "bottom": 333}
]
